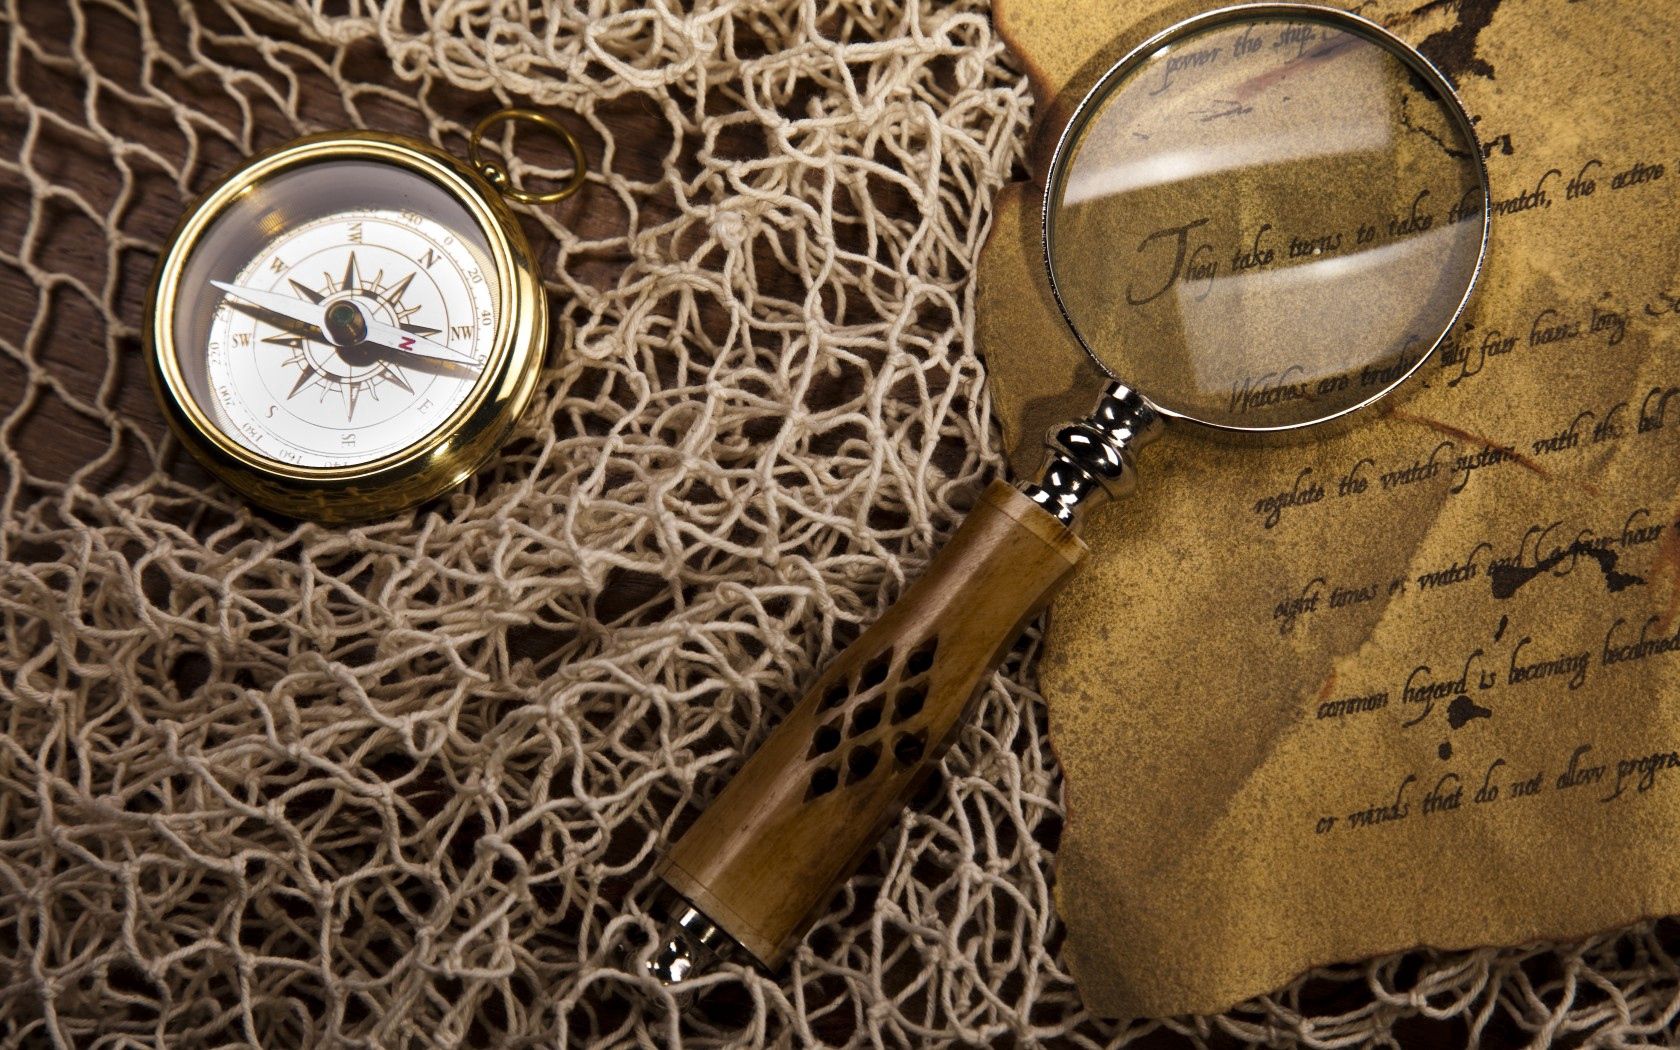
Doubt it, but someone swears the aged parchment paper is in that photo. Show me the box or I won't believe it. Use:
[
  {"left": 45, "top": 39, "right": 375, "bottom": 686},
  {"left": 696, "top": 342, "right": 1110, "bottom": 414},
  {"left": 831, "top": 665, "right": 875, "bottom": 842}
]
[{"left": 980, "top": 0, "right": 1680, "bottom": 1019}]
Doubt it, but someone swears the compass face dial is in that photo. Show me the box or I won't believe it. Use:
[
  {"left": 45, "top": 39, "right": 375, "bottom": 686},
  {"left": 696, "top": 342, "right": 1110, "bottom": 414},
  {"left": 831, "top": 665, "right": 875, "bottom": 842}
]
[
  {"left": 165, "top": 156, "right": 506, "bottom": 471},
  {"left": 147, "top": 134, "right": 549, "bottom": 522},
  {"left": 203, "top": 209, "right": 495, "bottom": 466}
]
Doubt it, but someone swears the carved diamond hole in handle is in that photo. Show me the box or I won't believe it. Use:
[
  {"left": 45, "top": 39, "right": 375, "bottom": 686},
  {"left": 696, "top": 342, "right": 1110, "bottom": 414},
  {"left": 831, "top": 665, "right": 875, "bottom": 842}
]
[
  {"left": 818, "top": 681, "right": 848, "bottom": 712},
  {"left": 859, "top": 651, "right": 892, "bottom": 692},
  {"left": 893, "top": 730, "right": 926, "bottom": 768},
  {"left": 808, "top": 724, "right": 841, "bottom": 759},
  {"left": 850, "top": 694, "right": 883, "bottom": 735},
  {"left": 891, "top": 684, "right": 926, "bottom": 724},
  {"left": 807, "top": 765, "right": 839, "bottom": 800},
  {"left": 906, "top": 638, "right": 937, "bottom": 677},
  {"left": 844, "top": 743, "right": 880, "bottom": 785}
]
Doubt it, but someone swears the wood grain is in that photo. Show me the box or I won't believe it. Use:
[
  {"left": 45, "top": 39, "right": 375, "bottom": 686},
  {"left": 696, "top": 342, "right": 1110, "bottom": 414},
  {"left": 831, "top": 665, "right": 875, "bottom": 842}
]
[{"left": 659, "top": 481, "right": 1086, "bottom": 966}]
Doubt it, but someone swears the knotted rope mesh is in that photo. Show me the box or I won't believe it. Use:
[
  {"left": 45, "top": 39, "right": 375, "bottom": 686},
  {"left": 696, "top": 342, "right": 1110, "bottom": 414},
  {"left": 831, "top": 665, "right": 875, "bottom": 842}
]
[{"left": 1, "top": 0, "right": 1678, "bottom": 1045}]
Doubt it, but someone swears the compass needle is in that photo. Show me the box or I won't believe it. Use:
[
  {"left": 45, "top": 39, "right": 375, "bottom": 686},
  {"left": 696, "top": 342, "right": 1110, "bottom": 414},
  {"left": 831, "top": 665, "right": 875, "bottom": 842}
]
[
  {"left": 343, "top": 298, "right": 482, "bottom": 368},
  {"left": 211, "top": 279, "right": 327, "bottom": 334}
]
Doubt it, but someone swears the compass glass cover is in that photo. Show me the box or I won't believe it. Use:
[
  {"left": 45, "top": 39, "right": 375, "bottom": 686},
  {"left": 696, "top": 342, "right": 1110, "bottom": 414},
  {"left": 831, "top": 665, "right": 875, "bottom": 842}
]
[
  {"left": 169, "top": 159, "right": 500, "bottom": 468},
  {"left": 1045, "top": 12, "right": 1485, "bottom": 430}
]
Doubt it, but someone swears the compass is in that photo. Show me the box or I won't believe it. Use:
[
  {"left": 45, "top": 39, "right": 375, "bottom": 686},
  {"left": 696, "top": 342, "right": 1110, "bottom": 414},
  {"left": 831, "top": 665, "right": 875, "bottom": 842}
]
[{"left": 144, "top": 112, "right": 581, "bottom": 521}]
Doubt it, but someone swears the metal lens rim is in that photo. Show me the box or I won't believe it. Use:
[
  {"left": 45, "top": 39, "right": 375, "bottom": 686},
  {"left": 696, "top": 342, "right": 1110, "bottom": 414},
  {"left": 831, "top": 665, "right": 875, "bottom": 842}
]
[{"left": 1039, "top": 1, "right": 1492, "bottom": 437}]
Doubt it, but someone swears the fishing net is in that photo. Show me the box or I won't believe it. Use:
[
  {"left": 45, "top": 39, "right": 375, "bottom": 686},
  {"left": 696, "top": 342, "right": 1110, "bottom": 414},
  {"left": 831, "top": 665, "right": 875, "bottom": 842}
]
[{"left": 2, "top": 0, "right": 1677, "bottom": 1045}]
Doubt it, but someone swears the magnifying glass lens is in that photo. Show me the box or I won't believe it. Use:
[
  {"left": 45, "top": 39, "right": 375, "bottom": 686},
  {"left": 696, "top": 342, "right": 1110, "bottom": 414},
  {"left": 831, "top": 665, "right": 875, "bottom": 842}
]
[{"left": 1046, "top": 13, "right": 1484, "bottom": 430}]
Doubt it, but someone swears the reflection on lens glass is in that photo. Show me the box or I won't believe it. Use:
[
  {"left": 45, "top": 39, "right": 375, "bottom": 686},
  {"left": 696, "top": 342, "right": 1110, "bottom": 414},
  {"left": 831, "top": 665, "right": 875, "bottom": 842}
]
[{"left": 1046, "top": 14, "right": 1484, "bottom": 430}]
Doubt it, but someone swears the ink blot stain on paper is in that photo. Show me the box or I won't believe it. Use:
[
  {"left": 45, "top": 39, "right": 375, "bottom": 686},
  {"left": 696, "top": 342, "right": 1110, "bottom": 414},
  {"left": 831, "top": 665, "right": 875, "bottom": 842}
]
[
  {"left": 1490, "top": 542, "right": 1646, "bottom": 600},
  {"left": 1447, "top": 695, "right": 1492, "bottom": 730},
  {"left": 1417, "top": 0, "right": 1504, "bottom": 81}
]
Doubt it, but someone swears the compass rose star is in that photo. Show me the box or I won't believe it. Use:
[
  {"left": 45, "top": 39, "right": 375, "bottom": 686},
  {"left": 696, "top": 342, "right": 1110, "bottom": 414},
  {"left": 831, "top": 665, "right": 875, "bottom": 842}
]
[
  {"left": 385, "top": 271, "right": 416, "bottom": 303},
  {"left": 287, "top": 363, "right": 318, "bottom": 399},
  {"left": 343, "top": 377, "right": 378, "bottom": 421},
  {"left": 253, "top": 244, "right": 464, "bottom": 425},
  {"left": 340, "top": 251, "right": 363, "bottom": 293}
]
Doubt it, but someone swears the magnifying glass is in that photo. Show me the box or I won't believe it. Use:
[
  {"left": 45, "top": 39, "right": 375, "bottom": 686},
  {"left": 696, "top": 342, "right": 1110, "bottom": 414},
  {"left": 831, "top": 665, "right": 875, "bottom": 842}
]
[{"left": 639, "top": 3, "right": 1489, "bottom": 983}]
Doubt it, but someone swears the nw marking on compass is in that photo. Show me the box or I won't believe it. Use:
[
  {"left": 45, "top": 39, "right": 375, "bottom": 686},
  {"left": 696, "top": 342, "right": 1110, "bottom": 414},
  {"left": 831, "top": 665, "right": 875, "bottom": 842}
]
[{"left": 260, "top": 250, "right": 442, "bottom": 421}]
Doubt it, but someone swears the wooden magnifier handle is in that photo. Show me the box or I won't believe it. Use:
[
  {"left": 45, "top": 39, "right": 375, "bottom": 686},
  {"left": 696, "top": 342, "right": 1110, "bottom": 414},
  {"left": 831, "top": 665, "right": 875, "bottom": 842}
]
[
  {"left": 642, "top": 381, "right": 1161, "bottom": 980},
  {"left": 655, "top": 481, "right": 1084, "bottom": 968}
]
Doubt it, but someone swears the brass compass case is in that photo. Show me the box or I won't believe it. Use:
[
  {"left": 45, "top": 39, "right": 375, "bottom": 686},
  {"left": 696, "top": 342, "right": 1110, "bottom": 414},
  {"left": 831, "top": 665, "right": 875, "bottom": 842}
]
[{"left": 145, "top": 131, "right": 547, "bottom": 522}]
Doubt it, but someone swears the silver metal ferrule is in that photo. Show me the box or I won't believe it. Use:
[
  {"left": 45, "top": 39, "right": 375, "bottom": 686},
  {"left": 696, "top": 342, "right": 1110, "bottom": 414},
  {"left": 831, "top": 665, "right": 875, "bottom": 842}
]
[
  {"left": 642, "top": 895, "right": 735, "bottom": 986},
  {"left": 1019, "top": 380, "right": 1164, "bottom": 528}
]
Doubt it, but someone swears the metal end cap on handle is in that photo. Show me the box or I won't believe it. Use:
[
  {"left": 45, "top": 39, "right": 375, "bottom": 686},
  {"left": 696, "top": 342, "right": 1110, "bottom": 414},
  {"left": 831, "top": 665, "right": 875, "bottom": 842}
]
[
  {"left": 639, "top": 894, "right": 734, "bottom": 987},
  {"left": 1021, "top": 380, "right": 1164, "bottom": 527}
]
